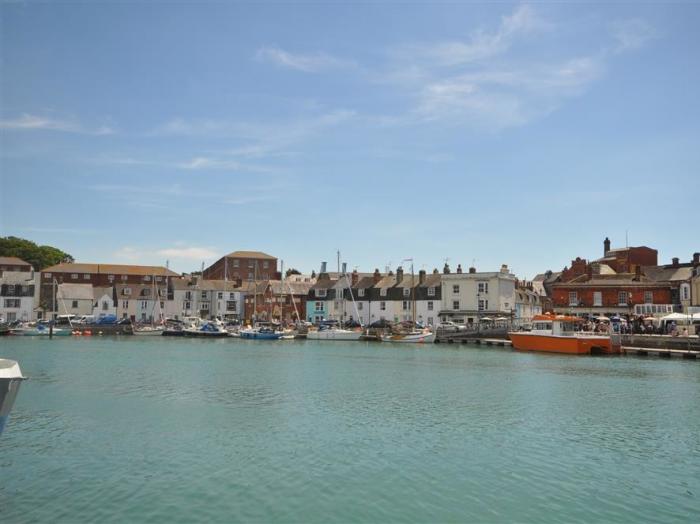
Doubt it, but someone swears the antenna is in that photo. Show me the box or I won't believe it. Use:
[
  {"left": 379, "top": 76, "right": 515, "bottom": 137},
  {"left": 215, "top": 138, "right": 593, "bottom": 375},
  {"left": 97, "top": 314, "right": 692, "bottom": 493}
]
[{"left": 625, "top": 230, "right": 629, "bottom": 248}]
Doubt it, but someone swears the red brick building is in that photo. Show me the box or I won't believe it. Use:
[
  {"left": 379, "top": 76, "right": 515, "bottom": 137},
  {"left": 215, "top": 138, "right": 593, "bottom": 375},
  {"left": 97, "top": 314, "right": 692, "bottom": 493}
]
[
  {"left": 552, "top": 238, "right": 672, "bottom": 317},
  {"left": 243, "top": 280, "right": 311, "bottom": 324},
  {"left": 202, "top": 251, "right": 278, "bottom": 285}
]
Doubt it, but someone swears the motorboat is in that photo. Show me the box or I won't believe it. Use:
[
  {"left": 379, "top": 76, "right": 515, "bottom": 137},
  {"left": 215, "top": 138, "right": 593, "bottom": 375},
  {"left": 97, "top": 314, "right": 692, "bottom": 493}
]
[
  {"left": 509, "top": 314, "right": 621, "bottom": 355},
  {"left": 10, "top": 323, "right": 71, "bottom": 336},
  {"left": 306, "top": 327, "right": 364, "bottom": 341},
  {"left": 183, "top": 320, "right": 230, "bottom": 338},
  {"left": 132, "top": 325, "right": 165, "bottom": 336},
  {"left": 239, "top": 326, "right": 282, "bottom": 340},
  {"left": 0, "top": 359, "right": 25, "bottom": 436},
  {"left": 381, "top": 330, "right": 436, "bottom": 344}
]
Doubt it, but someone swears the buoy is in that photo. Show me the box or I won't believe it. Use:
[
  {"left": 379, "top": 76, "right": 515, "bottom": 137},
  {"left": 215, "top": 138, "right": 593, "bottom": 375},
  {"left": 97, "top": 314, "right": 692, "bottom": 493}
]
[{"left": 84, "top": 330, "right": 92, "bottom": 336}]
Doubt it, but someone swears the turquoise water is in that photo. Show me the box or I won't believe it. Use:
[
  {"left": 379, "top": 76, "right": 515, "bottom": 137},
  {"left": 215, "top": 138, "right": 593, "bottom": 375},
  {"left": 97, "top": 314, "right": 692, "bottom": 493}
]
[{"left": 1, "top": 337, "right": 699, "bottom": 523}]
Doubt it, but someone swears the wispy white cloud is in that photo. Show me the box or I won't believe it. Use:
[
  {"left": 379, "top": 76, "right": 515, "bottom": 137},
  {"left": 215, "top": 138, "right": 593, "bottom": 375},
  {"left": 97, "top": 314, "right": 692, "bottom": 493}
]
[
  {"left": 611, "top": 19, "right": 657, "bottom": 53},
  {"left": 0, "top": 113, "right": 113, "bottom": 135},
  {"left": 156, "top": 247, "right": 219, "bottom": 260},
  {"left": 255, "top": 46, "right": 353, "bottom": 72}
]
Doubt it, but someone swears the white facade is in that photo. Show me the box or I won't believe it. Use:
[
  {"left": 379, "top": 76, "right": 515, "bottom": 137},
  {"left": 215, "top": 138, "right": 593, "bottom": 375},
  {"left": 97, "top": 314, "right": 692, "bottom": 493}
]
[
  {"left": 92, "top": 289, "right": 117, "bottom": 319},
  {"left": 0, "top": 271, "right": 36, "bottom": 322},
  {"left": 439, "top": 266, "right": 517, "bottom": 323},
  {"left": 167, "top": 278, "right": 245, "bottom": 320},
  {"left": 56, "top": 283, "right": 94, "bottom": 317}
]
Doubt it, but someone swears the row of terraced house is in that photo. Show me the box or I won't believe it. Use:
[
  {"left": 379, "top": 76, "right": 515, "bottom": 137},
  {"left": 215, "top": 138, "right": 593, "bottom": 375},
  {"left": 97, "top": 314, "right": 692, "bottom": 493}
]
[{"left": 1, "top": 237, "right": 699, "bottom": 324}]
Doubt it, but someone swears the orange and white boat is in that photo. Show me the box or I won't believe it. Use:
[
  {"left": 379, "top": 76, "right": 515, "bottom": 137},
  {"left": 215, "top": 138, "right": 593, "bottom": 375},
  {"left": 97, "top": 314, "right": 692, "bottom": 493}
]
[{"left": 509, "top": 314, "right": 621, "bottom": 355}]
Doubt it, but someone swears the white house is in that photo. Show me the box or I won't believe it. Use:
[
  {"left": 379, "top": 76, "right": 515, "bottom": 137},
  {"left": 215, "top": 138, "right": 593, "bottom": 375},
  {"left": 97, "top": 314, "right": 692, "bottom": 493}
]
[
  {"left": 56, "top": 283, "right": 95, "bottom": 317},
  {"left": 439, "top": 264, "right": 517, "bottom": 324},
  {"left": 92, "top": 287, "right": 117, "bottom": 319},
  {"left": 0, "top": 270, "right": 36, "bottom": 323}
]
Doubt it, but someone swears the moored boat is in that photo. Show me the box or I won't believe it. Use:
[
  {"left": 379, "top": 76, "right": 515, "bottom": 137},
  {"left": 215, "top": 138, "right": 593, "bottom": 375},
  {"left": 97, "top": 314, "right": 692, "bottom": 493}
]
[
  {"left": 133, "top": 325, "right": 165, "bottom": 336},
  {"left": 0, "top": 359, "right": 25, "bottom": 436},
  {"left": 10, "top": 323, "right": 71, "bottom": 336},
  {"left": 381, "top": 330, "right": 435, "bottom": 344},
  {"left": 183, "top": 321, "right": 229, "bottom": 338},
  {"left": 239, "top": 327, "right": 282, "bottom": 340},
  {"left": 306, "top": 327, "right": 363, "bottom": 341},
  {"left": 509, "top": 314, "right": 620, "bottom": 355}
]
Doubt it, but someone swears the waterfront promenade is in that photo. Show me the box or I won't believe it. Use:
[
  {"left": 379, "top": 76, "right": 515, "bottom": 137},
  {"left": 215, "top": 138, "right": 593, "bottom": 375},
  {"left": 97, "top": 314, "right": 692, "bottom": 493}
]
[{"left": 1, "top": 337, "right": 698, "bottom": 523}]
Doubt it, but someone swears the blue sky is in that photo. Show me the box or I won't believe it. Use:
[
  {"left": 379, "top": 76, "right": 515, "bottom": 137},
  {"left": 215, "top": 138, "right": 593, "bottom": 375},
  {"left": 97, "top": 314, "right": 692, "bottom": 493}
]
[{"left": 1, "top": 2, "right": 698, "bottom": 278}]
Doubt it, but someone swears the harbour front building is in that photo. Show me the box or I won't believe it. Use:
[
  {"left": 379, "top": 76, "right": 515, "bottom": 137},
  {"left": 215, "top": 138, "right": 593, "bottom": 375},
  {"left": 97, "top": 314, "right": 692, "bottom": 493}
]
[
  {"left": 0, "top": 257, "right": 36, "bottom": 322},
  {"left": 39, "top": 263, "right": 179, "bottom": 321},
  {"left": 202, "top": 251, "right": 278, "bottom": 285},
  {"left": 245, "top": 280, "right": 311, "bottom": 324},
  {"left": 438, "top": 264, "right": 517, "bottom": 324},
  {"left": 168, "top": 276, "right": 246, "bottom": 321}
]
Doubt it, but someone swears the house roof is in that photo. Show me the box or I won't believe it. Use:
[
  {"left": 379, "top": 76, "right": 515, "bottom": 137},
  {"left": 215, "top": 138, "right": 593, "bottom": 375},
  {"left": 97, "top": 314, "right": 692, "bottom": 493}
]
[
  {"left": 352, "top": 276, "right": 377, "bottom": 290},
  {"left": 419, "top": 273, "right": 442, "bottom": 288},
  {"left": 269, "top": 280, "right": 314, "bottom": 295},
  {"left": 310, "top": 276, "right": 339, "bottom": 290},
  {"left": 224, "top": 251, "right": 276, "bottom": 260},
  {"left": 643, "top": 265, "right": 693, "bottom": 282},
  {"left": 0, "top": 256, "right": 31, "bottom": 266},
  {"left": 56, "top": 283, "right": 93, "bottom": 300},
  {"left": 42, "top": 262, "right": 178, "bottom": 277}
]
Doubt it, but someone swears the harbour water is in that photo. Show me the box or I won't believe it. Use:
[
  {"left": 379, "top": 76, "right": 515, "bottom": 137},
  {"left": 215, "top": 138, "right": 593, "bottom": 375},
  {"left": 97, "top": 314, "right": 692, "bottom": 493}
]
[{"left": 1, "top": 337, "right": 699, "bottom": 523}]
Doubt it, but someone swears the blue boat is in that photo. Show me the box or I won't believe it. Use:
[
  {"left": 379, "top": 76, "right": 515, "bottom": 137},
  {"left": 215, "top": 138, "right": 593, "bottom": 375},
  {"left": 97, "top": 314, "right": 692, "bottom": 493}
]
[
  {"left": 182, "top": 321, "right": 229, "bottom": 338},
  {"left": 0, "top": 359, "right": 25, "bottom": 436}
]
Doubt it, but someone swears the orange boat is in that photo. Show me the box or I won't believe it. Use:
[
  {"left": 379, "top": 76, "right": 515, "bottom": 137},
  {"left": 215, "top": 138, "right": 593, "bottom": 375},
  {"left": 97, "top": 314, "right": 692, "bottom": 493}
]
[{"left": 509, "top": 314, "right": 621, "bottom": 355}]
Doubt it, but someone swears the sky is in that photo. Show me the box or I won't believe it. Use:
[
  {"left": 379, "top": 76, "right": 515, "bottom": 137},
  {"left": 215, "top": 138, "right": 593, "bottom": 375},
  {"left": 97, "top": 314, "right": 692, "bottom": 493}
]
[{"left": 1, "top": 1, "right": 699, "bottom": 279}]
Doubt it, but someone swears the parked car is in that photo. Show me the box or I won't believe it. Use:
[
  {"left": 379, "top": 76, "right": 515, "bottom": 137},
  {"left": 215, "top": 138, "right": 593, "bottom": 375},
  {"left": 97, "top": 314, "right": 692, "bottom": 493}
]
[{"left": 437, "top": 321, "right": 466, "bottom": 331}]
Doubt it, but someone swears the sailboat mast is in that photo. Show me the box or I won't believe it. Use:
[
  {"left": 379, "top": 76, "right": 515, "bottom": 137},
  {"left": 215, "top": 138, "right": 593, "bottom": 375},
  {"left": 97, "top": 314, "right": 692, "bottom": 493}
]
[{"left": 411, "top": 261, "right": 416, "bottom": 325}]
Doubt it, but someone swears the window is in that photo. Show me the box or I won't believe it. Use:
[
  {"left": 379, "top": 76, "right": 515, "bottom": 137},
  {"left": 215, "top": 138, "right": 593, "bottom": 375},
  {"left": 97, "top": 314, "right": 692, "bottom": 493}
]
[
  {"left": 229, "top": 292, "right": 235, "bottom": 300},
  {"left": 380, "top": 288, "right": 387, "bottom": 297},
  {"left": 380, "top": 301, "right": 386, "bottom": 311},
  {"left": 478, "top": 282, "right": 489, "bottom": 294},
  {"left": 233, "top": 259, "right": 239, "bottom": 268},
  {"left": 248, "top": 260, "right": 254, "bottom": 268},
  {"left": 428, "top": 301, "right": 433, "bottom": 311},
  {"left": 316, "top": 289, "right": 327, "bottom": 298},
  {"left": 155, "top": 276, "right": 162, "bottom": 282},
  {"left": 7, "top": 284, "right": 15, "bottom": 295},
  {"left": 44, "top": 273, "right": 52, "bottom": 279},
  {"left": 3, "top": 299, "right": 20, "bottom": 308},
  {"left": 568, "top": 291, "right": 578, "bottom": 306},
  {"left": 428, "top": 317, "right": 434, "bottom": 326},
  {"left": 160, "top": 302, "right": 165, "bottom": 309},
  {"left": 618, "top": 291, "right": 628, "bottom": 306},
  {"left": 452, "top": 300, "right": 460, "bottom": 310},
  {"left": 217, "top": 292, "right": 223, "bottom": 299},
  {"left": 593, "top": 292, "right": 602, "bottom": 307},
  {"left": 184, "top": 301, "right": 191, "bottom": 310},
  {"left": 402, "top": 301, "right": 410, "bottom": 311},
  {"left": 201, "top": 303, "right": 209, "bottom": 311},
  {"left": 122, "top": 288, "right": 131, "bottom": 296},
  {"left": 72, "top": 300, "right": 79, "bottom": 309},
  {"left": 102, "top": 301, "right": 109, "bottom": 311},
  {"left": 682, "top": 284, "right": 690, "bottom": 301},
  {"left": 358, "top": 288, "right": 365, "bottom": 297},
  {"left": 121, "top": 275, "right": 128, "bottom": 281},
  {"left": 478, "top": 299, "right": 488, "bottom": 311},
  {"left": 315, "top": 301, "right": 324, "bottom": 312},
  {"left": 142, "top": 288, "right": 151, "bottom": 297},
  {"left": 141, "top": 301, "right": 148, "bottom": 308},
  {"left": 357, "top": 302, "right": 363, "bottom": 310},
  {"left": 122, "top": 300, "right": 129, "bottom": 308},
  {"left": 71, "top": 273, "right": 78, "bottom": 280},
  {"left": 185, "top": 291, "right": 192, "bottom": 300},
  {"left": 83, "top": 274, "right": 90, "bottom": 280},
  {"left": 263, "top": 261, "right": 269, "bottom": 269},
  {"left": 248, "top": 272, "right": 254, "bottom": 280},
  {"left": 452, "top": 285, "right": 460, "bottom": 294},
  {"left": 428, "top": 287, "right": 435, "bottom": 296},
  {"left": 644, "top": 291, "right": 653, "bottom": 304},
  {"left": 144, "top": 276, "right": 151, "bottom": 282},
  {"left": 201, "top": 291, "right": 207, "bottom": 299},
  {"left": 403, "top": 288, "right": 410, "bottom": 297},
  {"left": 226, "top": 301, "right": 237, "bottom": 311}
]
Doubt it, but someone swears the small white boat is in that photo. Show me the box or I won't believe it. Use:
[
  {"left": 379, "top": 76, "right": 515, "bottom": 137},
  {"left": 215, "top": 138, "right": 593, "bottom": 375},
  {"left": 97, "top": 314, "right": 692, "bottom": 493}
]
[
  {"left": 306, "top": 328, "right": 364, "bottom": 341},
  {"left": 382, "top": 330, "right": 436, "bottom": 344},
  {"left": 10, "top": 324, "right": 70, "bottom": 336},
  {"left": 132, "top": 325, "right": 165, "bottom": 336},
  {"left": 0, "top": 359, "right": 25, "bottom": 436}
]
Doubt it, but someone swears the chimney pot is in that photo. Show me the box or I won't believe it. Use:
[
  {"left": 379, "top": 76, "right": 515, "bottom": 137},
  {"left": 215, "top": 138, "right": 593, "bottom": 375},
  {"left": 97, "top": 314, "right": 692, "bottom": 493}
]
[
  {"left": 418, "top": 269, "right": 426, "bottom": 284},
  {"left": 693, "top": 253, "right": 700, "bottom": 265},
  {"left": 456, "top": 264, "right": 463, "bottom": 274},
  {"left": 604, "top": 237, "right": 611, "bottom": 255},
  {"left": 443, "top": 263, "right": 450, "bottom": 274},
  {"left": 396, "top": 266, "right": 404, "bottom": 283},
  {"left": 469, "top": 266, "right": 476, "bottom": 274},
  {"left": 672, "top": 257, "right": 679, "bottom": 267},
  {"left": 373, "top": 269, "right": 381, "bottom": 284}
]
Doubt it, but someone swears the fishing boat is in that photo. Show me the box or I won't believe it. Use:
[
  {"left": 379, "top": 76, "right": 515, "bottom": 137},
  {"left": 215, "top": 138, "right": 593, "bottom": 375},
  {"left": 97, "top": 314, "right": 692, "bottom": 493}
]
[
  {"left": 306, "top": 325, "right": 363, "bottom": 341},
  {"left": 0, "top": 359, "right": 25, "bottom": 436},
  {"left": 509, "top": 314, "right": 621, "bottom": 355},
  {"left": 132, "top": 325, "right": 165, "bottom": 336}
]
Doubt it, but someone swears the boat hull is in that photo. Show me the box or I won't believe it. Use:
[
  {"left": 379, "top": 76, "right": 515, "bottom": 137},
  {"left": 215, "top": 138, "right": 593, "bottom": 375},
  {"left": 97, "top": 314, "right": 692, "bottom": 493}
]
[
  {"left": 0, "top": 360, "right": 25, "bottom": 436},
  {"left": 509, "top": 332, "right": 619, "bottom": 355},
  {"left": 382, "top": 332, "right": 436, "bottom": 344},
  {"left": 306, "top": 330, "right": 363, "bottom": 341},
  {"left": 132, "top": 329, "right": 165, "bottom": 336},
  {"left": 239, "top": 331, "right": 281, "bottom": 340}
]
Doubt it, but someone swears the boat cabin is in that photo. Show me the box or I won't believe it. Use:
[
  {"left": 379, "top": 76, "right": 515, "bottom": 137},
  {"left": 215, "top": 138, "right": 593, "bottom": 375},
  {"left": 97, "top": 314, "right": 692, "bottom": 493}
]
[{"left": 531, "top": 314, "right": 583, "bottom": 336}]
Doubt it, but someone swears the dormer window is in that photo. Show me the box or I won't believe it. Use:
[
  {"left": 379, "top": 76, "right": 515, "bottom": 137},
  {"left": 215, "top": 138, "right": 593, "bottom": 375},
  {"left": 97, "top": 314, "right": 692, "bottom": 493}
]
[
  {"left": 144, "top": 275, "right": 151, "bottom": 282},
  {"left": 380, "top": 288, "right": 387, "bottom": 297},
  {"left": 122, "top": 288, "right": 131, "bottom": 296},
  {"left": 71, "top": 273, "right": 78, "bottom": 280},
  {"left": 358, "top": 289, "right": 365, "bottom": 297},
  {"left": 403, "top": 288, "right": 410, "bottom": 297},
  {"left": 83, "top": 274, "right": 90, "bottom": 280},
  {"left": 316, "top": 289, "right": 327, "bottom": 298},
  {"left": 44, "top": 273, "right": 52, "bottom": 279},
  {"left": 428, "top": 287, "right": 435, "bottom": 296}
]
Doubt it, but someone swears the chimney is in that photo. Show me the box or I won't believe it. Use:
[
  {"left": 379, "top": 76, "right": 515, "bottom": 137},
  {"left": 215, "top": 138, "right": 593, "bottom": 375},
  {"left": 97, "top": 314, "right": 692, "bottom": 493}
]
[
  {"left": 433, "top": 268, "right": 439, "bottom": 274},
  {"left": 469, "top": 266, "right": 476, "bottom": 274},
  {"left": 672, "top": 257, "right": 679, "bottom": 267},
  {"left": 456, "top": 264, "right": 463, "bottom": 274},
  {"left": 604, "top": 237, "right": 611, "bottom": 255},
  {"left": 320, "top": 261, "right": 327, "bottom": 274},
  {"left": 635, "top": 265, "right": 642, "bottom": 280},
  {"left": 351, "top": 269, "right": 359, "bottom": 286},
  {"left": 693, "top": 253, "right": 700, "bottom": 265},
  {"left": 500, "top": 264, "right": 509, "bottom": 274},
  {"left": 373, "top": 269, "right": 381, "bottom": 284},
  {"left": 396, "top": 266, "right": 404, "bottom": 283},
  {"left": 418, "top": 269, "right": 426, "bottom": 284},
  {"left": 341, "top": 262, "right": 347, "bottom": 275},
  {"left": 443, "top": 263, "right": 450, "bottom": 274}
]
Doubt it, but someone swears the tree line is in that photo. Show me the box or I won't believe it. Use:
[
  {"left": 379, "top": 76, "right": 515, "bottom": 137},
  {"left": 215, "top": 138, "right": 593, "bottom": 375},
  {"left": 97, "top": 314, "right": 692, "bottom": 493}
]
[{"left": 0, "top": 236, "right": 74, "bottom": 270}]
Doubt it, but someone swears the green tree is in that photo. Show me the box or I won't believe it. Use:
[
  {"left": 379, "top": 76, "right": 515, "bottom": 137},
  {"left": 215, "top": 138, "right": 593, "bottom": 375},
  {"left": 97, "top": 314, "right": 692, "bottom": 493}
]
[
  {"left": 0, "top": 236, "right": 74, "bottom": 270},
  {"left": 285, "top": 268, "right": 301, "bottom": 277}
]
